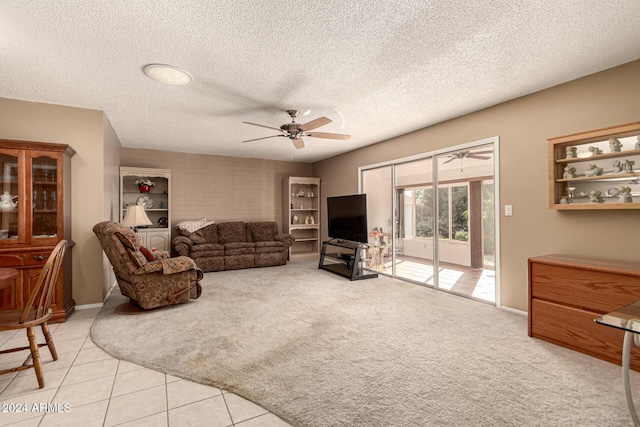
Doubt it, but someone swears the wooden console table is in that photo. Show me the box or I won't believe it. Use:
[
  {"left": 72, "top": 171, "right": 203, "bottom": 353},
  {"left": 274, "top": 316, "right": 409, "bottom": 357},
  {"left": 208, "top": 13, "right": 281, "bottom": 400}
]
[{"left": 528, "top": 254, "right": 640, "bottom": 370}]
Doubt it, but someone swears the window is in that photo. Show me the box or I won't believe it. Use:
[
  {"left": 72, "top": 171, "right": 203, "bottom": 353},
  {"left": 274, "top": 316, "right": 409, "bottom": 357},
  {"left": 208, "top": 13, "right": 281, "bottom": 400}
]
[{"left": 402, "top": 184, "right": 468, "bottom": 243}]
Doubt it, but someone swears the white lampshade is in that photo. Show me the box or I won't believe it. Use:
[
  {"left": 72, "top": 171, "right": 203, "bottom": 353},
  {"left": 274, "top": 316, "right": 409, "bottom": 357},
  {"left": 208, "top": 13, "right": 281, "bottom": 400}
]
[{"left": 121, "top": 205, "right": 152, "bottom": 229}]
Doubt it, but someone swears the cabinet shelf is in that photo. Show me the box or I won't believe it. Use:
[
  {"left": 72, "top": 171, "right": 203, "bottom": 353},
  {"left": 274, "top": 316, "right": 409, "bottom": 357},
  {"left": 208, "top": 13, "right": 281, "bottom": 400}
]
[{"left": 556, "top": 172, "right": 640, "bottom": 182}]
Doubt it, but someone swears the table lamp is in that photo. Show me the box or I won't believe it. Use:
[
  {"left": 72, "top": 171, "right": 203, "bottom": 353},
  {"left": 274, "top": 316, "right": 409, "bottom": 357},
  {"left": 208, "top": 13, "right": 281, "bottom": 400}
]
[{"left": 121, "top": 205, "right": 152, "bottom": 232}]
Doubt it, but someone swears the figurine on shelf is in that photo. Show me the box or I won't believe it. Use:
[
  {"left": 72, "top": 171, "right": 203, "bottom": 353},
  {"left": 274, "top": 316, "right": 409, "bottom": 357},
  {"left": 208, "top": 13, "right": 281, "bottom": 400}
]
[
  {"left": 624, "top": 159, "right": 635, "bottom": 172},
  {"left": 563, "top": 166, "right": 576, "bottom": 179},
  {"left": 618, "top": 186, "right": 633, "bottom": 203},
  {"left": 588, "top": 146, "right": 603, "bottom": 155},
  {"left": 589, "top": 190, "right": 604, "bottom": 203},
  {"left": 613, "top": 160, "right": 624, "bottom": 173},
  {"left": 565, "top": 146, "right": 577, "bottom": 158},
  {"left": 609, "top": 138, "right": 622, "bottom": 152},
  {"left": 559, "top": 196, "right": 569, "bottom": 204},
  {"left": 584, "top": 163, "right": 603, "bottom": 176},
  {"left": 310, "top": 216, "right": 315, "bottom": 225},
  {"left": 636, "top": 136, "right": 640, "bottom": 149}
]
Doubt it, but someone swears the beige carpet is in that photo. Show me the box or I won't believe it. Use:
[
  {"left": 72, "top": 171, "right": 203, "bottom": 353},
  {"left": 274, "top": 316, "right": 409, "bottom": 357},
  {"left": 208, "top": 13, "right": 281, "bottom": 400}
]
[{"left": 91, "top": 259, "right": 638, "bottom": 426}]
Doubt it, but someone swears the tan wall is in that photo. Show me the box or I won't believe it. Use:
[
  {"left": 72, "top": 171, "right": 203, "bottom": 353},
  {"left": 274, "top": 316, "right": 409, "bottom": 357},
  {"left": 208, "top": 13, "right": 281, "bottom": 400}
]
[
  {"left": 120, "top": 148, "right": 312, "bottom": 234},
  {"left": 0, "top": 97, "right": 110, "bottom": 306},
  {"left": 313, "top": 59, "right": 640, "bottom": 311},
  {"left": 102, "top": 116, "right": 121, "bottom": 298}
]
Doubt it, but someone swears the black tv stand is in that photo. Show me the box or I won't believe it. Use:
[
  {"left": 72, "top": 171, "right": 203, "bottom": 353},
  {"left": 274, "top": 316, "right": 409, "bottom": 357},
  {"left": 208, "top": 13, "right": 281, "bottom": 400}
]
[{"left": 319, "top": 240, "right": 378, "bottom": 281}]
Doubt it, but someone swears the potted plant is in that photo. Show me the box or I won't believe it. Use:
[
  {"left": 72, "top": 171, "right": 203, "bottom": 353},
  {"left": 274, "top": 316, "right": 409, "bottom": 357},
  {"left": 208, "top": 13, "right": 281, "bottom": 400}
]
[{"left": 135, "top": 179, "right": 155, "bottom": 193}]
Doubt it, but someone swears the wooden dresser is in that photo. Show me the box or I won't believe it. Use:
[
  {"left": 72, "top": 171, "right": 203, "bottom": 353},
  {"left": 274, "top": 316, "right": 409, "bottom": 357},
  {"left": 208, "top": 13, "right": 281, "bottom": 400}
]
[{"left": 528, "top": 254, "right": 640, "bottom": 371}]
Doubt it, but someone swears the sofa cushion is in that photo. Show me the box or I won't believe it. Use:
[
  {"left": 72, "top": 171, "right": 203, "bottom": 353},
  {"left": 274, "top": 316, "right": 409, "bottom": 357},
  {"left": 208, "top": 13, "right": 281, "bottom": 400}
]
[
  {"left": 218, "top": 222, "right": 248, "bottom": 244},
  {"left": 224, "top": 242, "right": 255, "bottom": 256},
  {"left": 191, "top": 243, "right": 224, "bottom": 257},
  {"left": 198, "top": 223, "right": 219, "bottom": 244},
  {"left": 251, "top": 222, "right": 277, "bottom": 242},
  {"left": 255, "top": 241, "right": 284, "bottom": 254}
]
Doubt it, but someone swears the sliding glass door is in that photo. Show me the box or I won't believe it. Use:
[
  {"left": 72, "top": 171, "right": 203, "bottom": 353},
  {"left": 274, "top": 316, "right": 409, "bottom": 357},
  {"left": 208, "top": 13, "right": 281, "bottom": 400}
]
[
  {"left": 361, "top": 166, "right": 393, "bottom": 274},
  {"left": 360, "top": 139, "right": 498, "bottom": 305}
]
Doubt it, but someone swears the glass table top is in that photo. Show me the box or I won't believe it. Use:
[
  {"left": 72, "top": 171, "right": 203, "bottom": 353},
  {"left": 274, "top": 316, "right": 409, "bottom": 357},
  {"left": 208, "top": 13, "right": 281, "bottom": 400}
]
[{"left": 595, "top": 301, "right": 640, "bottom": 333}]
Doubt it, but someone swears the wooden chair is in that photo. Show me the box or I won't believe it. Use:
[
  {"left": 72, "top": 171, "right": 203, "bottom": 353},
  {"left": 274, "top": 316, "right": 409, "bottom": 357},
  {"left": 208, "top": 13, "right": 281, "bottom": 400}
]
[{"left": 0, "top": 240, "right": 67, "bottom": 388}]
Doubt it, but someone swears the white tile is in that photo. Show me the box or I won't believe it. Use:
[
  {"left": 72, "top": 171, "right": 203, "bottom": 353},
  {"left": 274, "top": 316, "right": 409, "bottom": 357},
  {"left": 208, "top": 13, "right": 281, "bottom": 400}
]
[
  {"left": 104, "top": 384, "right": 166, "bottom": 426},
  {"left": 62, "top": 358, "right": 119, "bottom": 386},
  {"left": 39, "top": 399, "right": 109, "bottom": 427},
  {"left": 81, "top": 338, "right": 97, "bottom": 349},
  {"left": 0, "top": 367, "right": 68, "bottom": 399},
  {"left": 224, "top": 393, "right": 269, "bottom": 424},
  {"left": 117, "top": 360, "right": 146, "bottom": 375},
  {"left": 111, "top": 367, "right": 166, "bottom": 397},
  {"left": 4, "top": 418, "right": 44, "bottom": 427},
  {"left": 168, "top": 395, "right": 232, "bottom": 427},
  {"left": 116, "top": 411, "right": 168, "bottom": 427},
  {"left": 16, "top": 349, "right": 78, "bottom": 375},
  {"left": 50, "top": 337, "right": 86, "bottom": 353},
  {"left": 67, "top": 308, "right": 102, "bottom": 320},
  {"left": 167, "top": 379, "right": 221, "bottom": 409},
  {"left": 72, "top": 346, "right": 115, "bottom": 366},
  {"left": 52, "top": 376, "right": 114, "bottom": 407},
  {"left": 235, "top": 412, "right": 293, "bottom": 427},
  {"left": 165, "top": 373, "right": 182, "bottom": 383}
]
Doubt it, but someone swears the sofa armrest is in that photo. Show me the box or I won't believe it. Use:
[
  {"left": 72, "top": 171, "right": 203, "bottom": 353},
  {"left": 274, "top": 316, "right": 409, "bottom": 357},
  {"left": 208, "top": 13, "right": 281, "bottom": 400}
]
[
  {"left": 172, "top": 236, "right": 193, "bottom": 257},
  {"left": 133, "top": 256, "right": 199, "bottom": 275},
  {"left": 275, "top": 233, "right": 294, "bottom": 248}
]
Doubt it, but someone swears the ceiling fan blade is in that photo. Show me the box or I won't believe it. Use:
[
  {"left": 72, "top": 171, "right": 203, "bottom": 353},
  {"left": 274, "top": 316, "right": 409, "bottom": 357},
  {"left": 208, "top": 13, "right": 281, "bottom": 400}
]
[
  {"left": 307, "top": 131, "right": 351, "bottom": 140},
  {"left": 300, "top": 117, "right": 331, "bottom": 131},
  {"left": 443, "top": 157, "right": 457, "bottom": 164},
  {"left": 243, "top": 121, "right": 285, "bottom": 133},
  {"left": 471, "top": 150, "right": 493, "bottom": 154},
  {"left": 467, "top": 155, "right": 491, "bottom": 160},
  {"left": 241, "top": 135, "right": 283, "bottom": 143},
  {"left": 292, "top": 138, "right": 305, "bottom": 149}
]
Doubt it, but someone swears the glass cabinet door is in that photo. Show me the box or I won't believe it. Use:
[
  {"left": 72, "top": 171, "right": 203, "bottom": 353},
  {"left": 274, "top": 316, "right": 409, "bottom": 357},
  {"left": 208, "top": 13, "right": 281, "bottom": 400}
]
[
  {"left": 31, "top": 154, "right": 59, "bottom": 240},
  {"left": 0, "top": 149, "right": 23, "bottom": 243}
]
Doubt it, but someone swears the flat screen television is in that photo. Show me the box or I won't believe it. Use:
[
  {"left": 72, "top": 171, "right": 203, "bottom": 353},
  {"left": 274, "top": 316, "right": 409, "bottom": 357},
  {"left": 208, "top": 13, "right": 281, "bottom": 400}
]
[{"left": 327, "top": 194, "right": 368, "bottom": 244}]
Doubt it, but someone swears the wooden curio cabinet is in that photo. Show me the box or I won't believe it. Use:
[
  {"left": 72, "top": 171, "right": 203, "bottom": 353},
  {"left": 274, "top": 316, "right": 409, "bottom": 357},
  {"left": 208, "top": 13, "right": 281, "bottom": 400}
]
[{"left": 0, "top": 140, "right": 75, "bottom": 322}]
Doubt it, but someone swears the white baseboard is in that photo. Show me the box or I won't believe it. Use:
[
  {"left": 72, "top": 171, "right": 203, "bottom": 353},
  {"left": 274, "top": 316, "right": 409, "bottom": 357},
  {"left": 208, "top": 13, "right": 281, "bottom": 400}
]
[
  {"left": 75, "top": 303, "right": 103, "bottom": 310},
  {"left": 500, "top": 305, "right": 527, "bottom": 316}
]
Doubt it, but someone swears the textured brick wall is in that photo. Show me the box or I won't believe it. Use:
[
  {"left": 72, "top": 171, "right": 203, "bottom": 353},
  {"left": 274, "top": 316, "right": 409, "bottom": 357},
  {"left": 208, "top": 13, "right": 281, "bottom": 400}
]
[{"left": 121, "top": 148, "right": 312, "bottom": 233}]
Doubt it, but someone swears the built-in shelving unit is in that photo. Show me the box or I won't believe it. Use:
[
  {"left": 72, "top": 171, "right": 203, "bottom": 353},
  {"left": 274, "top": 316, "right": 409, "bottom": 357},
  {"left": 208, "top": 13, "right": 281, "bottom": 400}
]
[
  {"left": 548, "top": 121, "right": 640, "bottom": 210},
  {"left": 120, "top": 167, "right": 171, "bottom": 251},
  {"left": 282, "top": 176, "right": 320, "bottom": 255}
]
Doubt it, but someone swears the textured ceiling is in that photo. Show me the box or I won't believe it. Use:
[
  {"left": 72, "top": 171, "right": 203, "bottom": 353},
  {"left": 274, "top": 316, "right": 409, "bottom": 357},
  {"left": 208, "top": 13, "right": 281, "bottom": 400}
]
[{"left": 1, "top": 1, "right": 640, "bottom": 163}]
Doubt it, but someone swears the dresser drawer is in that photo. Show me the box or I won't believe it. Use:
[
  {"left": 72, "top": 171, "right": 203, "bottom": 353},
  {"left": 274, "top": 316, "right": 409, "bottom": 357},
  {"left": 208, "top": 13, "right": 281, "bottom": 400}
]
[
  {"left": 530, "top": 262, "right": 640, "bottom": 313},
  {"left": 531, "top": 299, "right": 640, "bottom": 369},
  {"left": 0, "top": 253, "right": 24, "bottom": 267},
  {"left": 23, "top": 251, "right": 52, "bottom": 266}
]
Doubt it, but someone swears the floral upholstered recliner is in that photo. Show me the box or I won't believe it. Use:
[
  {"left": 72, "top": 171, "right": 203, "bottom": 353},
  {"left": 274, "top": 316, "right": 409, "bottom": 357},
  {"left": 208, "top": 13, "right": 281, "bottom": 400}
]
[{"left": 93, "top": 221, "right": 203, "bottom": 310}]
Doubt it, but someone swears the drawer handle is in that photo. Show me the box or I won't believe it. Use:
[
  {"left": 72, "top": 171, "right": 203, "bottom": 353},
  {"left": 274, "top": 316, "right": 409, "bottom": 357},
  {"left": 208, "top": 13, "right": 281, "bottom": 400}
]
[{"left": 33, "top": 255, "right": 47, "bottom": 261}]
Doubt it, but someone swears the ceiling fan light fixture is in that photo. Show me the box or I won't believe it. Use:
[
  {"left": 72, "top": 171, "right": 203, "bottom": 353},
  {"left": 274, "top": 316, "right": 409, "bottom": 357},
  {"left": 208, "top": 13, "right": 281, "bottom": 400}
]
[{"left": 143, "top": 64, "right": 193, "bottom": 86}]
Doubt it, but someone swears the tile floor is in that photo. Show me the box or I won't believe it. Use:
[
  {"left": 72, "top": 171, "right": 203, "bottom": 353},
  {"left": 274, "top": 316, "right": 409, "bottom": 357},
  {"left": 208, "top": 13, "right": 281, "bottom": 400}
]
[
  {"left": 375, "top": 255, "right": 496, "bottom": 303},
  {"left": 0, "top": 308, "right": 292, "bottom": 427}
]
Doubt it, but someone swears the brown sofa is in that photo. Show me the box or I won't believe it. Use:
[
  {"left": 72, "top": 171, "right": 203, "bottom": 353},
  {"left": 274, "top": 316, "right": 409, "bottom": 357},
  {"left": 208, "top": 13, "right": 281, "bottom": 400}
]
[
  {"left": 93, "top": 221, "right": 203, "bottom": 310},
  {"left": 172, "top": 221, "right": 294, "bottom": 272}
]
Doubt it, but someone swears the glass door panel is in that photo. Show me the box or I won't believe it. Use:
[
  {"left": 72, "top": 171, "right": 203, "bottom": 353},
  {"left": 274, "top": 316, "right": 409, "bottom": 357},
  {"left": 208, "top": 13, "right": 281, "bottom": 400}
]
[
  {"left": 394, "top": 158, "right": 435, "bottom": 284},
  {"left": 361, "top": 166, "right": 393, "bottom": 275},
  {"left": 0, "top": 152, "right": 21, "bottom": 241},
  {"left": 32, "top": 155, "right": 58, "bottom": 239},
  {"left": 435, "top": 145, "right": 495, "bottom": 303}
]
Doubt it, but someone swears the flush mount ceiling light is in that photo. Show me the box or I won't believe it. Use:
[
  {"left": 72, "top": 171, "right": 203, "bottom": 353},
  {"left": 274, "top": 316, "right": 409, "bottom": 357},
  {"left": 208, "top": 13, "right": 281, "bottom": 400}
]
[{"left": 143, "top": 64, "right": 193, "bottom": 85}]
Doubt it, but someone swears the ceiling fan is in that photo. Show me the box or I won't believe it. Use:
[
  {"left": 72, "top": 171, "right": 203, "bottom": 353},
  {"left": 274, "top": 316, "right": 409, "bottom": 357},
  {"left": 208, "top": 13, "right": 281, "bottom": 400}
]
[
  {"left": 443, "top": 150, "right": 493, "bottom": 164},
  {"left": 241, "top": 109, "right": 350, "bottom": 149}
]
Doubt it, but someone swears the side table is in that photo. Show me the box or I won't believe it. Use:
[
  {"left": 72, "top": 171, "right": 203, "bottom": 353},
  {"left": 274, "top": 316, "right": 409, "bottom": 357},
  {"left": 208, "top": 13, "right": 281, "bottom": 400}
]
[{"left": 595, "top": 302, "right": 640, "bottom": 426}]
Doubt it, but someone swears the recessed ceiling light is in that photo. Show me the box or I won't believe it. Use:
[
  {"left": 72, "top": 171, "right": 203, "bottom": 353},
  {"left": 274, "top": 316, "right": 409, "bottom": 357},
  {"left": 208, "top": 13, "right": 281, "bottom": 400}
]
[{"left": 143, "top": 64, "right": 193, "bottom": 86}]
